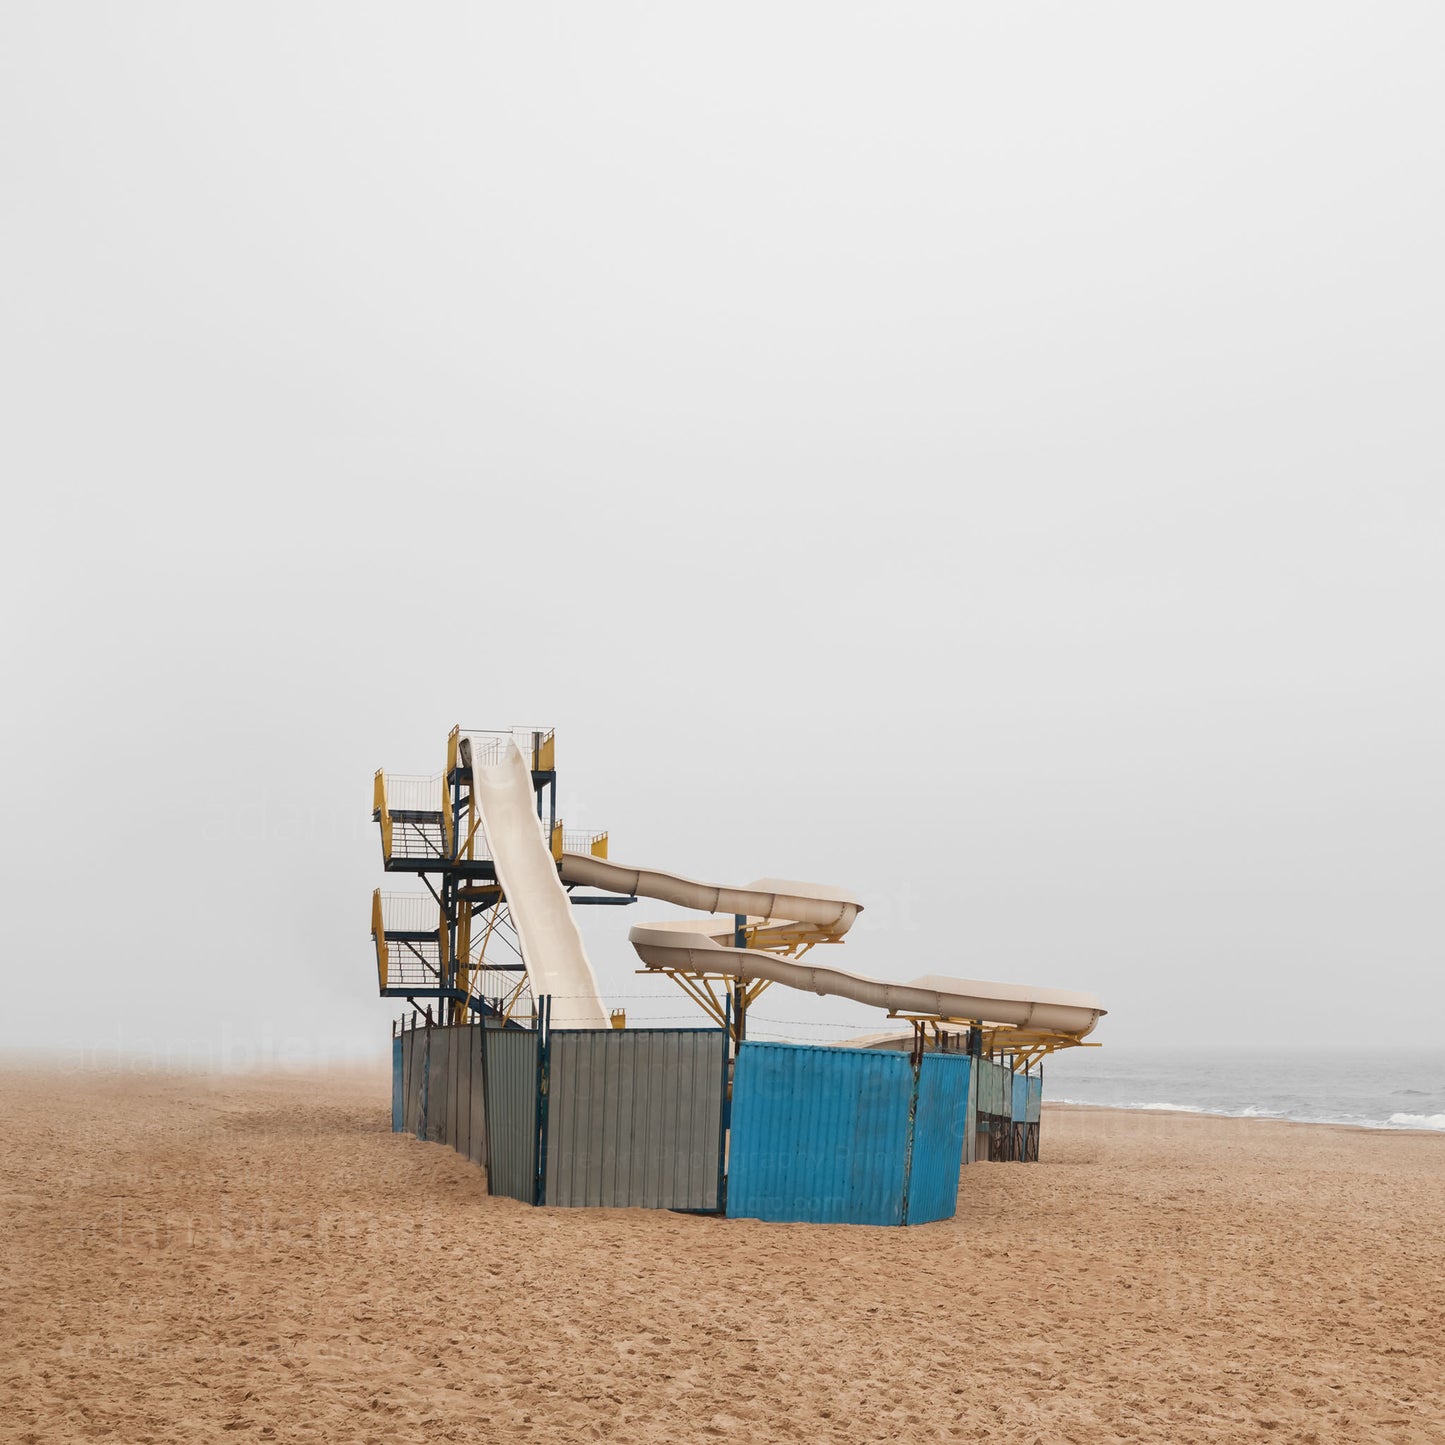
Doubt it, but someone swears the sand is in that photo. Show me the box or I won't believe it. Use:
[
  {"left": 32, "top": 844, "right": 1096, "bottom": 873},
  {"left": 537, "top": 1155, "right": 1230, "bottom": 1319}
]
[{"left": 1, "top": 1066, "right": 1441, "bottom": 1444}]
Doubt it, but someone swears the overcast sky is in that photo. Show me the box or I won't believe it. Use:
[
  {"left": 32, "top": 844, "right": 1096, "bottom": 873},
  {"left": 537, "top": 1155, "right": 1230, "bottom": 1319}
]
[{"left": 3, "top": 3, "right": 1441, "bottom": 1065}]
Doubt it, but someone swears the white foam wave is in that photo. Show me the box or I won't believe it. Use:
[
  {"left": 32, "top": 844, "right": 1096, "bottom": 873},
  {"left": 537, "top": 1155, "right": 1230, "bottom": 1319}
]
[
  {"left": 1387, "top": 1112, "right": 1445, "bottom": 1132},
  {"left": 1052, "top": 1097, "right": 1205, "bottom": 1114},
  {"left": 1053, "top": 1097, "right": 1445, "bottom": 1132}
]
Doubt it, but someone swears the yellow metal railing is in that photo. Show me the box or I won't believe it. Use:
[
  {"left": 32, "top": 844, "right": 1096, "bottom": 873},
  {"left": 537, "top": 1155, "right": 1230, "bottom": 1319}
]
[
  {"left": 371, "top": 889, "right": 388, "bottom": 992},
  {"left": 550, "top": 819, "right": 564, "bottom": 862},
  {"left": 535, "top": 729, "right": 555, "bottom": 772}
]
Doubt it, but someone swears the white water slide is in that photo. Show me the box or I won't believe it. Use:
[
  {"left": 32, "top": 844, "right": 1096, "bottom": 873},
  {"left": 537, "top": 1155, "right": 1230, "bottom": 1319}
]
[
  {"left": 462, "top": 738, "right": 609, "bottom": 1029},
  {"left": 464, "top": 738, "right": 1104, "bottom": 1038}
]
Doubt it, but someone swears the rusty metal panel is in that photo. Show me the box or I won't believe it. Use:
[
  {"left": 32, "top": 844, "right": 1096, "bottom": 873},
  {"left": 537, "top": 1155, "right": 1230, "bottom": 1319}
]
[
  {"left": 427, "top": 1027, "right": 450, "bottom": 1145},
  {"left": 905, "top": 1054, "right": 971, "bottom": 1224},
  {"left": 449, "top": 1025, "right": 467, "bottom": 1154},
  {"left": 403, "top": 1029, "right": 427, "bottom": 1137},
  {"left": 483, "top": 1027, "right": 540, "bottom": 1203},
  {"left": 984, "top": 1060, "right": 1008, "bottom": 1117},
  {"left": 545, "top": 1029, "right": 725, "bottom": 1210},
  {"left": 444, "top": 1026, "right": 458, "bottom": 1152},
  {"left": 726, "top": 1042, "right": 913, "bottom": 1225},
  {"left": 391, "top": 1036, "right": 403, "bottom": 1133},
  {"left": 454, "top": 1024, "right": 471, "bottom": 1160},
  {"left": 975, "top": 1057, "right": 992, "bottom": 1117},
  {"left": 468, "top": 1025, "right": 487, "bottom": 1169},
  {"left": 963, "top": 1049, "right": 979, "bottom": 1164}
]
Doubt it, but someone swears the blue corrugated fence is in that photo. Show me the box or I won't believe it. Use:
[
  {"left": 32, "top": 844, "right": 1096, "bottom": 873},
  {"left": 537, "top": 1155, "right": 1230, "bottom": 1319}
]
[
  {"left": 727, "top": 1043, "right": 914, "bottom": 1225},
  {"left": 905, "top": 1054, "right": 972, "bottom": 1224}
]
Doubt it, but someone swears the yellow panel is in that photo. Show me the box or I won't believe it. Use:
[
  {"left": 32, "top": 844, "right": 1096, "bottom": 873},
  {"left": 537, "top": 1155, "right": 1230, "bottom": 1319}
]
[
  {"left": 536, "top": 730, "right": 556, "bottom": 773},
  {"left": 591, "top": 831, "right": 609, "bottom": 860},
  {"left": 374, "top": 772, "right": 392, "bottom": 860},
  {"left": 371, "top": 890, "right": 388, "bottom": 992}
]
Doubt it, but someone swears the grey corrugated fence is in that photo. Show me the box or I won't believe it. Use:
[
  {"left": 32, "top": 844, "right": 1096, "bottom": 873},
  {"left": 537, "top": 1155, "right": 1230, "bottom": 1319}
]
[
  {"left": 544, "top": 1029, "right": 726, "bottom": 1210},
  {"left": 482, "top": 1027, "right": 541, "bottom": 1203}
]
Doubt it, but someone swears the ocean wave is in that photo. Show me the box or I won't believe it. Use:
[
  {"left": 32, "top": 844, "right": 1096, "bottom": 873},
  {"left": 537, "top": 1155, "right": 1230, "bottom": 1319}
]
[
  {"left": 1387, "top": 1112, "right": 1445, "bottom": 1132},
  {"left": 1052, "top": 1097, "right": 1205, "bottom": 1114},
  {"left": 1052, "top": 1097, "right": 1444, "bottom": 1132}
]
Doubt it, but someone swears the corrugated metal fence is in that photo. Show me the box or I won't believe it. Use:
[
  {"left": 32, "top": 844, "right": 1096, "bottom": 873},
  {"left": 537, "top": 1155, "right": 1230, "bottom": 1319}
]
[
  {"left": 545, "top": 1029, "right": 726, "bottom": 1210},
  {"left": 1012, "top": 1071, "right": 1028, "bottom": 1123},
  {"left": 905, "top": 1054, "right": 973, "bottom": 1225},
  {"left": 726, "top": 1042, "right": 973, "bottom": 1226},
  {"left": 392, "top": 1020, "right": 726, "bottom": 1211},
  {"left": 394, "top": 1023, "right": 505, "bottom": 1191},
  {"left": 391, "top": 1036, "right": 403, "bottom": 1133},
  {"left": 388, "top": 1018, "right": 1035, "bottom": 1221},
  {"left": 482, "top": 1027, "right": 541, "bottom": 1203}
]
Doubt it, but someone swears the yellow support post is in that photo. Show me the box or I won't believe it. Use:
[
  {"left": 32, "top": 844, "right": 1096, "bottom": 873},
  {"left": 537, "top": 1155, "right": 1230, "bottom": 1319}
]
[{"left": 455, "top": 897, "right": 472, "bottom": 1025}]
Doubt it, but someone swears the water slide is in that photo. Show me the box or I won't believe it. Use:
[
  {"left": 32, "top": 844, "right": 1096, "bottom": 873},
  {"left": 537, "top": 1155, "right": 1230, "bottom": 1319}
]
[
  {"left": 625, "top": 923, "right": 1104, "bottom": 1036},
  {"left": 464, "top": 739, "right": 1103, "bottom": 1038},
  {"left": 462, "top": 737, "right": 609, "bottom": 1029}
]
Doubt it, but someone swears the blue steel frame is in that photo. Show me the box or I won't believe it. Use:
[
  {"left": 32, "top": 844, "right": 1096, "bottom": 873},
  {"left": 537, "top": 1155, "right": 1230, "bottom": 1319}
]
[{"left": 534, "top": 995, "right": 552, "bottom": 1206}]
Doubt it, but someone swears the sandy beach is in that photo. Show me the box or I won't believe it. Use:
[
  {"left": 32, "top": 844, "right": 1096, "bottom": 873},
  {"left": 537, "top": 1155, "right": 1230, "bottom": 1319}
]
[{"left": 1, "top": 1065, "right": 1440, "bottom": 1444}]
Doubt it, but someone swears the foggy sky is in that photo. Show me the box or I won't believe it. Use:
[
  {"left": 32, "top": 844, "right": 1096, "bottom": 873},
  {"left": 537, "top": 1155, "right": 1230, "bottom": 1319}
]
[{"left": 3, "top": 3, "right": 1442, "bottom": 1064}]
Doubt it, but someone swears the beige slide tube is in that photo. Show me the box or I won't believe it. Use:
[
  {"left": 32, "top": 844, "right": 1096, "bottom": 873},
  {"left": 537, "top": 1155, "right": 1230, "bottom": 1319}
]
[
  {"left": 562, "top": 852, "right": 1103, "bottom": 1037},
  {"left": 628, "top": 924, "right": 1104, "bottom": 1036},
  {"left": 558, "top": 854, "right": 861, "bottom": 935}
]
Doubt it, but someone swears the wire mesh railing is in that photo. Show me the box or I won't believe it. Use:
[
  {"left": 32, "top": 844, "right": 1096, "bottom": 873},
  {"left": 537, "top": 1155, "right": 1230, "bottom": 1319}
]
[
  {"left": 384, "top": 939, "right": 444, "bottom": 990},
  {"left": 387, "top": 816, "right": 448, "bottom": 860},
  {"left": 459, "top": 726, "right": 555, "bottom": 771},
  {"left": 378, "top": 773, "right": 444, "bottom": 815},
  {"left": 379, "top": 892, "right": 441, "bottom": 934}
]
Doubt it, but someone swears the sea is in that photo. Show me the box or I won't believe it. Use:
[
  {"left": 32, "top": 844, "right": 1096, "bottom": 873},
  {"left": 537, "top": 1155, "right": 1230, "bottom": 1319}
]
[{"left": 1039, "top": 1046, "right": 1445, "bottom": 1133}]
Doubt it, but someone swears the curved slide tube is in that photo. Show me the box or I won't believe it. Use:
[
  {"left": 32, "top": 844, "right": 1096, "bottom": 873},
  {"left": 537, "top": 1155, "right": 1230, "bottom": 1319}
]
[
  {"left": 565, "top": 855, "right": 1103, "bottom": 1038},
  {"left": 558, "top": 854, "right": 861, "bottom": 936},
  {"left": 627, "top": 924, "right": 1104, "bottom": 1036}
]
